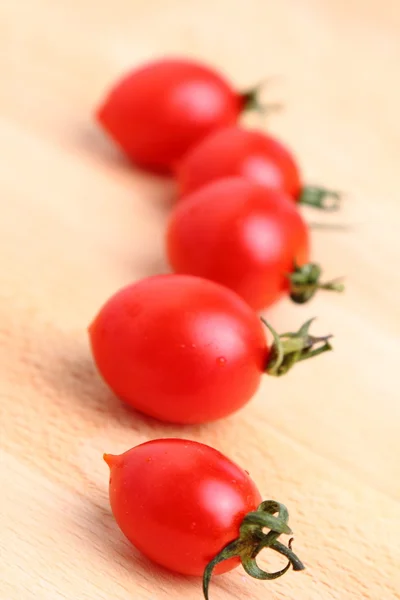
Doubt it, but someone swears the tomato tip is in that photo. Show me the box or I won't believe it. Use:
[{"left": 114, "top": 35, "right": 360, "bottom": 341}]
[
  {"left": 95, "top": 99, "right": 113, "bottom": 134},
  {"left": 87, "top": 317, "right": 97, "bottom": 337},
  {"left": 103, "top": 453, "right": 114, "bottom": 468}
]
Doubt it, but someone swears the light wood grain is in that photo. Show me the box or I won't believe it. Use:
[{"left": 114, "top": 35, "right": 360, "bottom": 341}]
[{"left": 1, "top": 1, "right": 399, "bottom": 599}]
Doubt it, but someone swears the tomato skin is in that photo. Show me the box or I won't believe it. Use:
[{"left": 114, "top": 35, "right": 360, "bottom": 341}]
[
  {"left": 177, "top": 125, "right": 302, "bottom": 199},
  {"left": 105, "top": 439, "right": 262, "bottom": 576},
  {"left": 89, "top": 274, "right": 267, "bottom": 424},
  {"left": 167, "top": 178, "right": 309, "bottom": 311},
  {"left": 96, "top": 59, "right": 242, "bottom": 173}
]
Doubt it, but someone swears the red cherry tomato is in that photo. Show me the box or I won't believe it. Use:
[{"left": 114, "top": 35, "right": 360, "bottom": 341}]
[
  {"left": 104, "top": 439, "right": 261, "bottom": 576},
  {"left": 177, "top": 126, "right": 340, "bottom": 210},
  {"left": 89, "top": 274, "right": 332, "bottom": 424},
  {"left": 96, "top": 58, "right": 245, "bottom": 173},
  {"left": 178, "top": 126, "right": 300, "bottom": 197},
  {"left": 89, "top": 274, "right": 266, "bottom": 424},
  {"left": 167, "top": 178, "right": 309, "bottom": 311},
  {"left": 104, "top": 438, "right": 305, "bottom": 599}
]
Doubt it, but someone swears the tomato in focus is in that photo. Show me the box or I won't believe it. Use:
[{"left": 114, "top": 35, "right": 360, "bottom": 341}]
[
  {"left": 167, "top": 178, "right": 309, "bottom": 311},
  {"left": 104, "top": 439, "right": 305, "bottom": 599},
  {"left": 104, "top": 439, "right": 262, "bottom": 576},
  {"left": 89, "top": 274, "right": 267, "bottom": 424},
  {"left": 96, "top": 58, "right": 245, "bottom": 173}
]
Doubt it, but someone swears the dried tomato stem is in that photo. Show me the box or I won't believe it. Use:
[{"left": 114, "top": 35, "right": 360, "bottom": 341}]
[
  {"left": 289, "top": 263, "right": 345, "bottom": 304},
  {"left": 319, "top": 278, "right": 346, "bottom": 292},
  {"left": 309, "top": 222, "right": 353, "bottom": 231},
  {"left": 299, "top": 185, "right": 341, "bottom": 210},
  {"left": 240, "top": 78, "right": 282, "bottom": 115},
  {"left": 262, "top": 317, "right": 333, "bottom": 376},
  {"left": 203, "top": 500, "right": 304, "bottom": 600}
]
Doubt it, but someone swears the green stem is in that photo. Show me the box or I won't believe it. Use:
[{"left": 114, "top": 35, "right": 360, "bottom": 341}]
[
  {"left": 202, "top": 540, "right": 241, "bottom": 600},
  {"left": 261, "top": 317, "right": 333, "bottom": 376},
  {"left": 241, "top": 551, "right": 291, "bottom": 580},
  {"left": 270, "top": 539, "right": 305, "bottom": 571},
  {"left": 299, "top": 185, "right": 341, "bottom": 211},
  {"left": 289, "top": 262, "right": 345, "bottom": 304},
  {"left": 202, "top": 500, "right": 304, "bottom": 600}
]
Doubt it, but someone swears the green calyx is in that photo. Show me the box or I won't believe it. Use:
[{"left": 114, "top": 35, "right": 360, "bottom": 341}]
[
  {"left": 298, "top": 185, "right": 341, "bottom": 211},
  {"left": 262, "top": 317, "right": 333, "bottom": 376},
  {"left": 289, "top": 262, "right": 345, "bottom": 304},
  {"left": 203, "top": 500, "right": 305, "bottom": 600}
]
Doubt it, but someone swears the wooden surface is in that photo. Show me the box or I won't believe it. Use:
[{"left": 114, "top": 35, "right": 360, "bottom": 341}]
[{"left": 1, "top": 1, "right": 400, "bottom": 599}]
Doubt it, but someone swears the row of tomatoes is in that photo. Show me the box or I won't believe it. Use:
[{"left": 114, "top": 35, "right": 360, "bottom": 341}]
[
  {"left": 98, "top": 57, "right": 342, "bottom": 312},
  {"left": 88, "top": 57, "right": 343, "bottom": 598}
]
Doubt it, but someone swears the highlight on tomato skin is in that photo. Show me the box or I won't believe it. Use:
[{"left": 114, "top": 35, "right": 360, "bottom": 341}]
[
  {"left": 176, "top": 125, "right": 341, "bottom": 210},
  {"left": 103, "top": 438, "right": 305, "bottom": 600},
  {"left": 95, "top": 57, "right": 245, "bottom": 174},
  {"left": 89, "top": 273, "right": 333, "bottom": 424}
]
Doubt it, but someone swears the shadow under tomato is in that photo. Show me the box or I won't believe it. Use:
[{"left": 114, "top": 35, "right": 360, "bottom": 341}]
[
  {"left": 76, "top": 123, "right": 178, "bottom": 212},
  {"left": 81, "top": 496, "right": 240, "bottom": 599},
  {"left": 79, "top": 123, "right": 134, "bottom": 171},
  {"left": 131, "top": 254, "right": 172, "bottom": 281},
  {"left": 39, "top": 339, "right": 208, "bottom": 439}
]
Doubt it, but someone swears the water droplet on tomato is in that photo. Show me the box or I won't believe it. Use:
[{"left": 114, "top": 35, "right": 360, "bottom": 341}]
[{"left": 217, "top": 357, "right": 226, "bottom": 365}]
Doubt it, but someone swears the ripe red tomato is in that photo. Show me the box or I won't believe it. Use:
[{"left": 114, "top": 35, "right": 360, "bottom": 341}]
[
  {"left": 177, "top": 126, "right": 340, "bottom": 209},
  {"left": 104, "top": 439, "right": 261, "bottom": 576},
  {"left": 89, "top": 274, "right": 266, "bottom": 424},
  {"left": 89, "top": 274, "right": 332, "bottom": 424},
  {"left": 104, "top": 438, "right": 305, "bottom": 598},
  {"left": 167, "top": 178, "right": 310, "bottom": 311},
  {"left": 96, "top": 58, "right": 247, "bottom": 173}
]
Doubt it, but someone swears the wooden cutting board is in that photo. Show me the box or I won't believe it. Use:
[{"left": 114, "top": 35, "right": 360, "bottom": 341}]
[{"left": 1, "top": 1, "right": 399, "bottom": 599}]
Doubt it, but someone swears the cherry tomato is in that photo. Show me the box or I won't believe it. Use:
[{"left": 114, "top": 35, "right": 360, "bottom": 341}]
[
  {"left": 89, "top": 274, "right": 332, "bottom": 424},
  {"left": 89, "top": 274, "right": 266, "bottom": 423},
  {"left": 104, "top": 438, "right": 305, "bottom": 599},
  {"left": 96, "top": 58, "right": 249, "bottom": 173},
  {"left": 177, "top": 126, "right": 340, "bottom": 210},
  {"left": 167, "top": 178, "right": 310, "bottom": 311}
]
